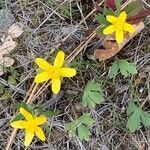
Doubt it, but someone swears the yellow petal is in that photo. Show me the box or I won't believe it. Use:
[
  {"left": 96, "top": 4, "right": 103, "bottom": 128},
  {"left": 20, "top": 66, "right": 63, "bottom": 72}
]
[
  {"left": 34, "top": 71, "right": 51, "bottom": 83},
  {"left": 124, "top": 23, "right": 135, "bottom": 32},
  {"left": 119, "top": 11, "right": 127, "bottom": 23},
  {"left": 52, "top": 78, "right": 61, "bottom": 94},
  {"left": 60, "top": 67, "right": 76, "bottom": 77},
  {"left": 20, "top": 108, "right": 33, "bottom": 121},
  {"left": 103, "top": 25, "right": 115, "bottom": 34},
  {"left": 54, "top": 51, "right": 65, "bottom": 67},
  {"left": 35, "top": 126, "right": 46, "bottom": 141},
  {"left": 24, "top": 130, "right": 34, "bottom": 147},
  {"left": 35, "top": 58, "right": 52, "bottom": 71},
  {"left": 34, "top": 115, "right": 47, "bottom": 125},
  {"left": 116, "top": 30, "right": 124, "bottom": 43},
  {"left": 10, "top": 121, "right": 28, "bottom": 129},
  {"left": 106, "top": 15, "right": 117, "bottom": 24}
]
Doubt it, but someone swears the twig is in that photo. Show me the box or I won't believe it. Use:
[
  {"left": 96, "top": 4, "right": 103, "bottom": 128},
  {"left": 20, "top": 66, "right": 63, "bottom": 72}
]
[
  {"left": 5, "top": 129, "right": 18, "bottom": 150},
  {"left": 26, "top": 83, "right": 38, "bottom": 104},
  {"left": 23, "top": 82, "right": 35, "bottom": 102},
  {"left": 31, "top": 82, "right": 50, "bottom": 102}
]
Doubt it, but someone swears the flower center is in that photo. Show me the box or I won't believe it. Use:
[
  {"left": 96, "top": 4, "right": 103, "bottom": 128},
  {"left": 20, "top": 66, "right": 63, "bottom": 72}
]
[
  {"left": 26, "top": 121, "right": 37, "bottom": 132},
  {"left": 48, "top": 66, "right": 61, "bottom": 78},
  {"left": 114, "top": 22, "right": 124, "bottom": 30}
]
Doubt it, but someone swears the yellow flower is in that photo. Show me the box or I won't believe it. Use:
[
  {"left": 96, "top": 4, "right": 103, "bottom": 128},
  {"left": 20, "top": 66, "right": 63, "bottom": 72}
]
[
  {"left": 103, "top": 11, "right": 136, "bottom": 43},
  {"left": 10, "top": 108, "right": 46, "bottom": 147},
  {"left": 34, "top": 51, "right": 76, "bottom": 94}
]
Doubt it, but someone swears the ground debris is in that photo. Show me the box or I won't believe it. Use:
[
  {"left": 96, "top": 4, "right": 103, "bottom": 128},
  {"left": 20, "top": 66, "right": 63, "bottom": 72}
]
[{"left": 0, "top": 9, "right": 23, "bottom": 75}]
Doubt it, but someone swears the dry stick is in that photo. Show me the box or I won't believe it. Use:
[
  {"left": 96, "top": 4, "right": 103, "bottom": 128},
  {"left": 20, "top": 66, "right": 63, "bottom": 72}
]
[
  {"left": 23, "top": 82, "right": 36, "bottom": 102},
  {"left": 31, "top": 82, "right": 50, "bottom": 102},
  {"left": 6, "top": 129, "right": 18, "bottom": 150},
  {"left": 26, "top": 84, "right": 38, "bottom": 104},
  {"left": 6, "top": 84, "right": 38, "bottom": 150}
]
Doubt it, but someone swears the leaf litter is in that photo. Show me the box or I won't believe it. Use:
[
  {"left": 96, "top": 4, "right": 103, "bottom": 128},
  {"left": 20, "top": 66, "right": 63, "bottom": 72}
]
[{"left": 0, "top": 9, "right": 23, "bottom": 75}]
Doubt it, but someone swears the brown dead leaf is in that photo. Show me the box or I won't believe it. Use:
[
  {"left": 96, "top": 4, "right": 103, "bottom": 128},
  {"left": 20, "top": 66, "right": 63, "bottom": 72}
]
[
  {"left": 94, "top": 22, "right": 145, "bottom": 61},
  {"left": 7, "top": 23, "right": 23, "bottom": 38},
  {"left": 0, "top": 23, "right": 23, "bottom": 75}
]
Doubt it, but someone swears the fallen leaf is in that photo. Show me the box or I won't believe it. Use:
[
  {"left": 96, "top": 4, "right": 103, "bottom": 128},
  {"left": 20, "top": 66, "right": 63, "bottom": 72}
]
[
  {"left": 94, "top": 22, "right": 144, "bottom": 61},
  {"left": 0, "top": 23, "right": 23, "bottom": 75},
  {"left": 8, "top": 23, "right": 23, "bottom": 38}
]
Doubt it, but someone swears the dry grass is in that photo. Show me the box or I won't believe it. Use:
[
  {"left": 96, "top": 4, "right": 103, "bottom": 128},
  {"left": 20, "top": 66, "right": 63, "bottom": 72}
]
[{"left": 0, "top": 0, "right": 150, "bottom": 150}]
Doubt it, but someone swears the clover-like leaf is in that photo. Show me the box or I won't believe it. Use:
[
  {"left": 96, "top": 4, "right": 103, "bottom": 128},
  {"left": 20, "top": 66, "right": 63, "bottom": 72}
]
[
  {"left": 65, "top": 113, "right": 95, "bottom": 140},
  {"left": 82, "top": 80, "right": 104, "bottom": 108},
  {"left": 109, "top": 59, "right": 137, "bottom": 79},
  {"left": 126, "top": 102, "right": 150, "bottom": 133},
  {"left": 108, "top": 61, "right": 119, "bottom": 79},
  {"left": 118, "top": 60, "right": 137, "bottom": 77},
  {"left": 78, "top": 124, "right": 92, "bottom": 141},
  {"left": 126, "top": 106, "right": 141, "bottom": 132},
  {"left": 78, "top": 113, "right": 95, "bottom": 126}
]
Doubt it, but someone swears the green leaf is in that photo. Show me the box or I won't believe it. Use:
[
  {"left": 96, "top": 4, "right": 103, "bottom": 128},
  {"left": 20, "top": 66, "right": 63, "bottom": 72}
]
[
  {"left": 78, "top": 113, "right": 95, "bottom": 126},
  {"left": 11, "top": 113, "right": 24, "bottom": 122},
  {"left": 8, "top": 75, "right": 17, "bottom": 85},
  {"left": 0, "top": 83, "right": 4, "bottom": 94},
  {"left": 13, "top": 102, "right": 28, "bottom": 110},
  {"left": 103, "top": 7, "right": 116, "bottom": 16},
  {"left": 43, "top": 124, "right": 51, "bottom": 134},
  {"left": 141, "top": 112, "right": 150, "bottom": 127},
  {"left": 109, "top": 59, "right": 137, "bottom": 79},
  {"left": 96, "top": 26, "right": 106, "bottom": 34},
  {"left": 43, "top": 110, "right": 59, "bottom": 117},
  {"left": 126, "top": 102, "right": 150, "bottom": 133},
  {"left": 126, "top": 107, "right": 141, "bottom": 132},
  {"left": 95, "top": 14, "right": 110, "bottom": 25},
  {"left": 127, "top": 101, "right": 139, "bottom": 116},
  {"left": 108, "top": 61, "right": 119, "bottom": 79},
  {"left": 13, "top": 102, "right": 33, "bottom": 115},
  {"left": 9, "top": 66, "right": 16, "bottom": 75},
  {"left": 65, "top": 121, "right": 77, "bottom": 138},
  {"left": 0, "top": 90, "right": 12, "bottom": 100},
  {"left": 78, "top": 124, "right": 92, "bottom": 141},
  {"left": 65, "top": 113, "right": 95, "bottom": 140},
  {"left": 115, "top": 0, "right": 121, "bottom": 15},
  {"left": 82, "top": 80, "right": 104, "bottom": 108},
  {"left": 118, "top": 60, "right": 137, "bottom": 77},
  {"left": 125, "top": 0, "right": 143, "bottom": 17}
]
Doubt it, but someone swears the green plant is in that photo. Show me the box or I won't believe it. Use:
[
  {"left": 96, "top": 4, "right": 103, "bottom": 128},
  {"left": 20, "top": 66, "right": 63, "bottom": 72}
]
[
  {"left": 12, "top": 102, "right": 58, "bottom": 121},
  {"left": 82, "top": 80, "right": 104, "bottom": 108},
  {"left": 7, "top": 66, "right": 17, "bottom": 85},
  {"left": 108, "top": 59, "right": 137, "bottom": 79},
  {"left": 65, "top": 113, "right": 95, "bottom": 141},
  {"left": 115, "top": 0, "right": 121, "bottom": 15},
  {"left": 96, "top": 7, "right": 114, "bottom": 34},
  {"left": 126, "top": 101, "right": 150, "bottom": 132}
]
